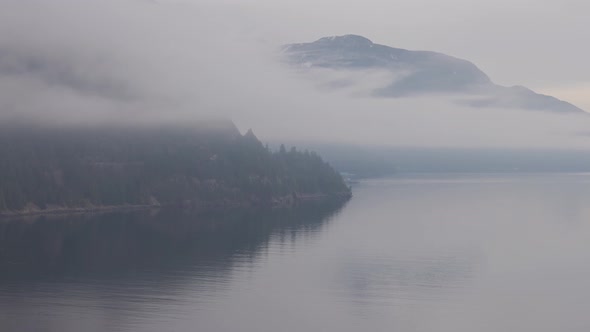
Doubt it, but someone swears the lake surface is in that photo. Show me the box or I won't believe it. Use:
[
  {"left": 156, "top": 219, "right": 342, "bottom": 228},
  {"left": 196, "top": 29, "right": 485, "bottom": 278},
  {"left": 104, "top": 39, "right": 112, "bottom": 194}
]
[{"left": 3, "top": 173, "right": 590, "bottom": 331}]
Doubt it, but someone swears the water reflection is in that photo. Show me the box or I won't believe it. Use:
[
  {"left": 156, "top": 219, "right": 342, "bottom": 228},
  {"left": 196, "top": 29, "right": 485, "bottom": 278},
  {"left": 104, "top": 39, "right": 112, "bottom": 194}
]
[
  {"left": 6, "top": 174, "right": 590, "bottom": 332},
  {"left": 338, "top": 253, "right": 478, "bottom": 305},
  {"left": 0, "top": 201, "right": 348, "bottom": 332},
  {"left": 0, "top": 200, "right": 347, "bottom": 280}
]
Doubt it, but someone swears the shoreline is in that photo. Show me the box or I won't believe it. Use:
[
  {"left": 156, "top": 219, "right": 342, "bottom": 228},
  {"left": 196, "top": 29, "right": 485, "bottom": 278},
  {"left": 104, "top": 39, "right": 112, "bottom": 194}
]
[{"left": 0, "top": 192, "right": 352, "bottom": 220}]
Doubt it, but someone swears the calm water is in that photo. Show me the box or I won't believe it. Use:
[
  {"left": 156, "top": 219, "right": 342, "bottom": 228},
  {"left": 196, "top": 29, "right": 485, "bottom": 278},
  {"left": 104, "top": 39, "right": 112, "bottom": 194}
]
[{"left": 3, "top": 173, "right": 590, "bottom": 331}]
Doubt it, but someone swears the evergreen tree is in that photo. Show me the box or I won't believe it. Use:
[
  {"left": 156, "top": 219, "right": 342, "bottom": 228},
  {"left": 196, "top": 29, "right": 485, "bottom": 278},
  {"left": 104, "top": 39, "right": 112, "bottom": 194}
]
[{"left": 0, "top": 125, "right": 350, "bottom": 213}]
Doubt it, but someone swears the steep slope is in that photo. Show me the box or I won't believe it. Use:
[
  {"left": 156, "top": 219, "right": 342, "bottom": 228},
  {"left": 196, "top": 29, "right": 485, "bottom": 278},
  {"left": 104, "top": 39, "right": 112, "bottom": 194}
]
[{"left": 283, "top": 35, "right": 584, "bottom": 113}]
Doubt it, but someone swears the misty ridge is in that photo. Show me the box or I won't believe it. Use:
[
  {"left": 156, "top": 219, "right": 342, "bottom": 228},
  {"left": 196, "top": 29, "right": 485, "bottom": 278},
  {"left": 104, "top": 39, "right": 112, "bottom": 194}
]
[
  {"left": 282, "top": 34, "right": 583, "bottom": 113},
  {"left": 1, "top": 1, "right": 590, "bottom": 152}
]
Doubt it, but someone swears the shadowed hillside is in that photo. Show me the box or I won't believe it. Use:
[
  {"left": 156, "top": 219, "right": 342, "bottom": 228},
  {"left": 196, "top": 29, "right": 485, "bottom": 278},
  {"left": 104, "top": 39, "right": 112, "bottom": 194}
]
[{"left": 0, "top": 121, "right": 351, "bottom": 215}]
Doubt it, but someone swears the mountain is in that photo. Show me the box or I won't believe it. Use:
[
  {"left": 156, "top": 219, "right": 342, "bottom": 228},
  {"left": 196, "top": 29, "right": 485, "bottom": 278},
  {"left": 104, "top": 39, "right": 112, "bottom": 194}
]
[
  {"left": 0, "top": 122, "right": 351, "bottom": 216},
  {"left": 282, "top": 35, "right": 584, "bottom": 113}
]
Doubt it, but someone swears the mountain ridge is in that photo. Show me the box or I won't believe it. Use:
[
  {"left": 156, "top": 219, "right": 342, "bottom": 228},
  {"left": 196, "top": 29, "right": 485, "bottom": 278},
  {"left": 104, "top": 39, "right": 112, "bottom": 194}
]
[{"left": 283, "top": 34, "right": 584, "bottom": 113}]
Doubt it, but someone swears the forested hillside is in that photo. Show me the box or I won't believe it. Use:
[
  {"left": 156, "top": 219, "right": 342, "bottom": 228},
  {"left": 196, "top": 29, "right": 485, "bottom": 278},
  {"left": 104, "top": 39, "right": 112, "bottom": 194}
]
[{"left": 0, "top": 122, "right": 351, "bottom": 215}]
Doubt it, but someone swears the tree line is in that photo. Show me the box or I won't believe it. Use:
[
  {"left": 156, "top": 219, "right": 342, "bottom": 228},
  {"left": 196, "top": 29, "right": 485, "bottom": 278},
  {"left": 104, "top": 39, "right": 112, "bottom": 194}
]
[{"left": 0, "top": 124, "right": 350, "bottom": 212}]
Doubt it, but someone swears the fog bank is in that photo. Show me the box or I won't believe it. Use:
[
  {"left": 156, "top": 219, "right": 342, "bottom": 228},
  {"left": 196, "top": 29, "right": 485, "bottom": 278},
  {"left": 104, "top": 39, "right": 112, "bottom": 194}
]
[{"left": 1, "top": 0, "right": 590, "bottom": 149}]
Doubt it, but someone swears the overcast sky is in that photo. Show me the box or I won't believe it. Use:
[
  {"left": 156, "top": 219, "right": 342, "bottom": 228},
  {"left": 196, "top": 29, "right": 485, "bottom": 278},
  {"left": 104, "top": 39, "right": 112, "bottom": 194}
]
[{"left": 1, "top": 0, "right": 590, "bottom": 148}]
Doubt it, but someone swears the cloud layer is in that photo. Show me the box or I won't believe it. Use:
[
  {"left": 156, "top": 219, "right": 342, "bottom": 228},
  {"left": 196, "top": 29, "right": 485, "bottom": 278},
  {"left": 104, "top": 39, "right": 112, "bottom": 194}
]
[{"left": 1, "top": 0, "right": 590, "bottom": 149}]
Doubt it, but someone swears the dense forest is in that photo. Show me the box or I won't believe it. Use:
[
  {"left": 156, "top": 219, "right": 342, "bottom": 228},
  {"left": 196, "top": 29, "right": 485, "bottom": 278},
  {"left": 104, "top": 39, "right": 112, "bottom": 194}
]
[{"left": 0, "top": 121, "right": 351, "bottom": 214}]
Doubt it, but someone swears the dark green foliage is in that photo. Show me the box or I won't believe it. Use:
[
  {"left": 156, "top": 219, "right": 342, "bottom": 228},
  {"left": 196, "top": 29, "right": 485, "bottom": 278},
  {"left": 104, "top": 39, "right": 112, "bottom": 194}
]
[{"left": 0, "top": 124, "right": 350, "bottom": 212}]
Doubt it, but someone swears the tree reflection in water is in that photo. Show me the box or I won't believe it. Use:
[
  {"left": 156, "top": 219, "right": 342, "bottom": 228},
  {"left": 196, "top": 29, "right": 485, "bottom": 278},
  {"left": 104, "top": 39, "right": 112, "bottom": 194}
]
[{"left": 0, "top": 199, "right": 348, "bottom": 281}]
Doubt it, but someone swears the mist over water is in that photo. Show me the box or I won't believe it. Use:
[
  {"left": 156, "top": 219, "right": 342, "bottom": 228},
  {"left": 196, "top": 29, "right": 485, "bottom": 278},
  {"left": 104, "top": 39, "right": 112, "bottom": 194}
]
[
  {"left": 3, "top": 174, "right": 590, "bottom": 332},
  {"left": 3, "top": 1, "right": 590, "bottom": 331}
]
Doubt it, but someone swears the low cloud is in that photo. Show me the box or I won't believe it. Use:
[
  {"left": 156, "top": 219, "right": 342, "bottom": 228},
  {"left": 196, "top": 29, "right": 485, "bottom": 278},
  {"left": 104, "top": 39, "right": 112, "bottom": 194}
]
[{"left": 1, "top": 0, "right": 590, "bottom": 149}]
